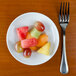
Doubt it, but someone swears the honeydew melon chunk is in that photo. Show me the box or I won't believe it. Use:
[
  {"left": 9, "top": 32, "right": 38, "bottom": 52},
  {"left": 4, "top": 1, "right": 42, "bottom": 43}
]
[{"left": 30, "top": 28, "right": 41, "bottom": 39}]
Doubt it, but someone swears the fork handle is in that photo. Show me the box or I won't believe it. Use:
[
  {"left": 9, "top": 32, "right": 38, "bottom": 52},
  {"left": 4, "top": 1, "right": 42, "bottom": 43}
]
[{"left": 60, "top": 33, "right": 69, "bottom": 74}]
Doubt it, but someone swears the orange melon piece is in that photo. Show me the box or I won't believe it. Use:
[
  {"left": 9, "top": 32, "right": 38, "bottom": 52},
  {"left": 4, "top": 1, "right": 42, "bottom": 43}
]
[
  {"left": 37, "top": 34, "right": 48, "bottom": 47},
  {"left": 30, "top": 46, "right": 39, "bottom": 51},
  {"left": 26, "top": 32, "right": 33, "bottom": 39}
]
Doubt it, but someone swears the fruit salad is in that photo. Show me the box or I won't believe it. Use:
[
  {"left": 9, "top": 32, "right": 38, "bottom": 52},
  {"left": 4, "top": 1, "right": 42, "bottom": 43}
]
[{"left": 15, "top": 21, "right": 51, "bottom": 58}]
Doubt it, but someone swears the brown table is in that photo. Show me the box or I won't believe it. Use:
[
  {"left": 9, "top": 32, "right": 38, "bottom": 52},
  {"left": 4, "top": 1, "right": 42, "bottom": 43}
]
[{"left": 0, "top": 0, "right": 76, "bottom": 76}]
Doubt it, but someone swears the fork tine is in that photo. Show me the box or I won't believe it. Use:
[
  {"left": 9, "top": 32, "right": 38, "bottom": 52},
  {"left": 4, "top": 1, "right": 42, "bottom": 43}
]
[
  {"left": 59, "top": 2, "right": 62, "bottom": 22},
  {"left": 60, "top": 2, "right": 62, "bottom": 15},
  {"left": 65, "top": 2, "right": 67, "bottom": 22},
  {"left": 62, "top": 2, "right": 65, "bottom": 22},
  {"left": 67, "top": 2, "right": 69, "bottom": 22}
]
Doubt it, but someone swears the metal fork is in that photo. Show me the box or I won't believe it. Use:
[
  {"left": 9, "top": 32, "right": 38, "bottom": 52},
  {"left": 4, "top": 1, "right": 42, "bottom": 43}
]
[{"left": 59, "top": 2, "right": 69, "bottom": 74}]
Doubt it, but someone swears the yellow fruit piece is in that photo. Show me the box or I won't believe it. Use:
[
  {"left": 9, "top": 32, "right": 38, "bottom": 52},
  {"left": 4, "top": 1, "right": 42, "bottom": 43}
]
[{"left": 37, "top": 42, "right": 51, "bottom": 56}]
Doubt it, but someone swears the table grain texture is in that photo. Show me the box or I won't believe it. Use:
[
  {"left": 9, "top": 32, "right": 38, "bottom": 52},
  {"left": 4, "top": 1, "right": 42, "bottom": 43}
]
[{"left": 0, "top": 0, "right": 76, "bottom": 76}]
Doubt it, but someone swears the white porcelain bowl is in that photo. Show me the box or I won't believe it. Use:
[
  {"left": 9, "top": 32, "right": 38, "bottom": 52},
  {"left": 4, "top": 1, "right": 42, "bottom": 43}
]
[{"left": 6, "top": 12, "right": 59, "bottom": 65}]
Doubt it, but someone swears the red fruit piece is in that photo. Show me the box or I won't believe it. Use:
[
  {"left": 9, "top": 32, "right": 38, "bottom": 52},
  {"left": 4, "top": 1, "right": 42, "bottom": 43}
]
[
  {"left": 34, "top": 21, "right": 45, "bottom": 32},
  {"left": 21, "top": 38, "right": 38, "bottom": 48},
  {"left": 16, "top": 26, "right": 28, "bottom": 40},
  {"left": 23, "top": 48, "right": 32, "bottom": 58}
]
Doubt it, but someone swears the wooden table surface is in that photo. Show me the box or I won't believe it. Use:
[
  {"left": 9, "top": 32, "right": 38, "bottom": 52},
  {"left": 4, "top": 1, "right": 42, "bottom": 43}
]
[{"left": 0, "top": 0, "right": 76, "bottom": 76}]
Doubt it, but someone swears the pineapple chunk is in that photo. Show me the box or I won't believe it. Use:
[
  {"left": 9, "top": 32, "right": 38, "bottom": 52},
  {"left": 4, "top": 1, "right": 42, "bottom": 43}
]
[{"left": 37, "top": 42, "right": 51, "bottom": 56}]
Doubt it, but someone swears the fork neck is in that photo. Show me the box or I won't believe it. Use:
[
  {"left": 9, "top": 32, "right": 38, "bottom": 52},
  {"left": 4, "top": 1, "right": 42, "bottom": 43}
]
[{"left": 62, "top": 29, "right": 65, "bottom": 35}]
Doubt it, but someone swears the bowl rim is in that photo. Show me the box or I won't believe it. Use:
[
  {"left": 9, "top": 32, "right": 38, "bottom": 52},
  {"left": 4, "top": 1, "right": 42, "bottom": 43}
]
[{"left": 6, "top": 12, "right": 59, "bottom": 65}]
